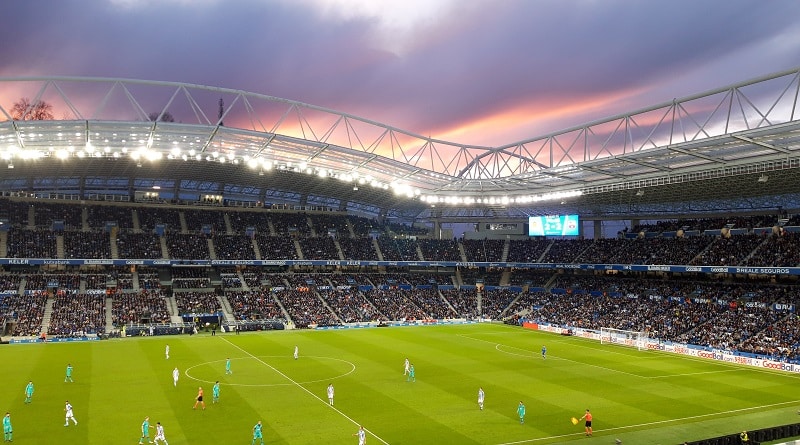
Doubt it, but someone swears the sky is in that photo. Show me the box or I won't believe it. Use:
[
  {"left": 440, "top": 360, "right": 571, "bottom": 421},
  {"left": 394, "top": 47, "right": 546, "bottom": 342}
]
[{"left": 1, "top": 0, "right": 799, "bottom": 147}]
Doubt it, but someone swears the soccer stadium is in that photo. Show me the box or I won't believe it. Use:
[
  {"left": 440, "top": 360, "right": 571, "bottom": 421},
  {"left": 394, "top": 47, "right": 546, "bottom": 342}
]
[{"left": 1, "top": 67, "right": 800, "bottom": 445}]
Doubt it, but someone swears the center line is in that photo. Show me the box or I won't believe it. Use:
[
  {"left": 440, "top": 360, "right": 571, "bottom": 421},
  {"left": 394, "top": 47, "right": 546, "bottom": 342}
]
[{"left": 221, "top": 337, "right": 390, "bottom": 445}]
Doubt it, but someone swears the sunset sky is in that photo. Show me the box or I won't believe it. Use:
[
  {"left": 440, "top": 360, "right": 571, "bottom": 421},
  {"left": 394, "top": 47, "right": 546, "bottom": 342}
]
[{"left": 1, "top": 0, "right": 799, "bottom": 147}]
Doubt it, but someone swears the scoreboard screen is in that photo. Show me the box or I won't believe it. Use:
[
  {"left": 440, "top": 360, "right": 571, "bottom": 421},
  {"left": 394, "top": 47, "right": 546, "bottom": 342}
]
[{"left": 528, "top": 215, "right": 580, "bottom": 236}]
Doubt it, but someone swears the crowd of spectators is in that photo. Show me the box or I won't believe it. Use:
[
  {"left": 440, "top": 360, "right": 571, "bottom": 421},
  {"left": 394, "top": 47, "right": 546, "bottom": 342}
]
[
  {"left": 417, "top": 239, "right": 462, "bottom": 261},
  {"left": 0, "top": 273, "right": 23, "bottom": 292},
  {"left": 87, "top": 205, "right": 134, "bottom": 229},
  {"left": 34, "top": 202, "right": 83, "bottom": 229},
  {"left": 171, "top": 268, "right": 210, "bottom": 289},
  {"left": 112, "top": 290, "right": 171, "bottom": 326},
  {"left": 116, "top": 232, "right": 164, "bottom": 259},
  {"left": 275, "top": 288, "right": 338, "bottom": 328},
  {"left": 166, "top": 233, "right": 210, "bottom": 260},
  {"left": 182, "top": 208, "right": 227, "bottom": 233},
  {"left": 63, "top": 230, "right": 113, "bottom": 258},
  {"left": 462, "top": 239, "right": 505, "bottom": 262},
  {"left": 298, "top": 236, "right": 340, "bottom": 260},
  {"left": 174, "top": 291, "right": 221, "bottom": 315},
  {"left": 7, "top": 229, "right": 58, "bottom": 258},
  {"left": 506, "top": 238, "right": 550, "bottom": 263},
  {"left": 318, "top": 288, "right": 384, "bottom": 323},
  {"left": 311, "top": 214, "right": 350, "bottom": 237},
  {"left": 136, "top": 207, "right": 182, "bottom": 232},
  {"left": 4, "top": 265, "right": 800, "bottom": 364},
  {"left": 226, "top": 290, "right": 285, "bottom": 321},
  {"left": 377, "top": 237, "right": 420, "bottom": 261},
  {"left": 362, "top": 289, "right": 427, "bottom": 321},
  {"left": 48, "top": 292, "right": 106, "bottom": 336},
  {"left": 270, "top": 212, "right": 312, "bottom": 236},
  {"left": 1, "top": 291, "right": 47, "bottom": 336},
  {"left": 255, "top": 235, "right": 299, "bottom": 260},
  {"left": 213, "top": 234, "right": 256, "bottom": 260},
  {"left": 337, "top": 237, "right": 379, "bottom": 261}
]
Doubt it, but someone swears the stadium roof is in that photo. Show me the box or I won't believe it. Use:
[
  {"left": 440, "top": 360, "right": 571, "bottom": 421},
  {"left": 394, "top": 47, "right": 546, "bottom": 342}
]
[{"left": 1, "top": 67, "right": 799, "bottom": 220}]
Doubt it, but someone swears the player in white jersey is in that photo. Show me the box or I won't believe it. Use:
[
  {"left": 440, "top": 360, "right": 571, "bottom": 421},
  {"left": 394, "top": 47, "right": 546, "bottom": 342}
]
[
  {"left": 353, "top": 425, "right": 366, "bottom": 445},
  {"left": 165, "top": 344, "right": 170, "bottom": 360},
  {"left": 64, "top": 400, "right": 77, "bottom": 426},
  {"left": 478, "top": 387, "right": 485, "bottom": 410},
  {"left": 327, "top": 383, "right": 335, "bottom": 406},
  {"left": 172, "top": 367, "right": 179, "bottom": 387},
  {"left": 153, "top": 422, "right": 168, "bottom": 445},
  {"left": 403, "top": 358, "right": 410, "bottom": 375},
  {"left": 294, "top": 345, "right": 299, "bottom": 360}
]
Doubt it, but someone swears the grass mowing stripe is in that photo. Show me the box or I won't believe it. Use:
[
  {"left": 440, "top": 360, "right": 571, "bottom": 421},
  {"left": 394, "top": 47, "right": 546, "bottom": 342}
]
[
  {"left": 493, "top": 399, "right": 800, "bottom": 445},
  {"left": 219, "top": 335, "right": 391, "bottom": 445}
]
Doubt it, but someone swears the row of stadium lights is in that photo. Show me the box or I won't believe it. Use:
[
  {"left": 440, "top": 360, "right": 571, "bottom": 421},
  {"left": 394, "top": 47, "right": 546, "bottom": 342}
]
[
  {"left": 419, "top": 190, "right": 583, "bottom": 205},
  {"left": 1, "top": 145, "right": 582, "bottom": 205}
]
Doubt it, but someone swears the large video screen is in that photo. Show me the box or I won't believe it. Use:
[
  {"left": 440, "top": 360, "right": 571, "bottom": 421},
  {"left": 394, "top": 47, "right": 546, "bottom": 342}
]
[{"left": 528, "top": 215, "right": 580, "bottom": 236}]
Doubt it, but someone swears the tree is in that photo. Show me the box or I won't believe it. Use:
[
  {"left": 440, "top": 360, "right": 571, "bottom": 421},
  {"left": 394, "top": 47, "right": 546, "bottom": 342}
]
[
  {"left": 11, "top": 98, "right": 54, "bottom": 120},
  {"left": 148, "top": 111, "right": 175, "bottom": 122}
]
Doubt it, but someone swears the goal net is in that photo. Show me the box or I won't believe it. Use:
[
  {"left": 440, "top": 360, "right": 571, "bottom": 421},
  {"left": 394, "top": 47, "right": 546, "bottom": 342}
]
[{"left": 600, "top": 327, "right": 648, "bottom": 351}]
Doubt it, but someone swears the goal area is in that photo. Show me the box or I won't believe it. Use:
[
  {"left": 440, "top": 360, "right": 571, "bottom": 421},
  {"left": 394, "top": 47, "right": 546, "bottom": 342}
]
[{"left": 600, "top": 327, "right": 649, "bottom": 351}]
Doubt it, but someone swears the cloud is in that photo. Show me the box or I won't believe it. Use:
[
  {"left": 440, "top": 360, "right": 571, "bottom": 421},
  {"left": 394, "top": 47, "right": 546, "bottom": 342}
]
[{"left": 0, "top": 0, "right": 798, "bottom": 148}]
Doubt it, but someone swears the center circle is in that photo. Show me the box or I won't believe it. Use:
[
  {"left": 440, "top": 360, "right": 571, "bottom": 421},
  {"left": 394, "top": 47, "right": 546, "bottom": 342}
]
[{"left": 184, "top": 355, "right": 356, "bottom": 387}]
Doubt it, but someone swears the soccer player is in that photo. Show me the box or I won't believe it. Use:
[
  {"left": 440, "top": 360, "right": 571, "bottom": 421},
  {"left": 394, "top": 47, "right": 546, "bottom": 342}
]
[
  {"left": 212, "top": 381, "right": 220, "bottom": 403},
  {"left": 294, "top": 345, "right": 299, "bottom": 360},
  {"left": 3, "top": 412, "right": 11, "bottom": 442},
  {"left": 172, "top": 367, "right": 179, "bottom": 387},
  {"left": 139, "top": 416, "right": 152, "bottom": 444},
  {"left": 403, "top": 358, "right": 410, "bottom": 375},
  {"left": 252, "top": 420, "right": 264, "bottom": 445},
  {"left": 477, "top": 387, "right": 485, "bottom": 410},
  {"left": 165, "top": 344, "right": 170, "bottom": 360},
  {"left": 64, "top": 400, "right": 78, "bottom": 426},
  {"left": 153, "top": 422, "right": 168, "bottom": 445},
  {"left": 327, "top": 383, "right": 335, "bottom": 406},
  {"left": 24, "top": 381, "right": 34, "bottom": 404},
  {"left": 225, "top": 357, "right": 232, "bottom": 375},
  {"left": 65, "top": 363, "right": 74, "bottom": 382},
  {"left": 580, "top": 409, "right": 593, "bottom": 436},
  {"left": 193, "top": 387, "right": 206, "bottom": 410},
  {"left": 517, "top": 401, "right": 526, "bottom": 424},
  {"left": 353, "top": 425, "right": 366, "bottom": 445},
  {"left": 541, "top": 345, "right": 547, "bottom": 360},
  {"left": 407, "top": 364, "right": 415, "bottom": 382}
]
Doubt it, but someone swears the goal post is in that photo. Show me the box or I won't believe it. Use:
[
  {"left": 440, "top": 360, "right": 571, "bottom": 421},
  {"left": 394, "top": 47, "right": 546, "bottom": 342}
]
[{"left": 600, "top": 327, "right": 649, "bottom": 351}]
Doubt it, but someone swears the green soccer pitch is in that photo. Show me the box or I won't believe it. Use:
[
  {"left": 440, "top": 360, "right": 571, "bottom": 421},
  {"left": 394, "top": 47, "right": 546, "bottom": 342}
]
[{"left": 2, "top": 323, "right": 800, "bottom": 445}]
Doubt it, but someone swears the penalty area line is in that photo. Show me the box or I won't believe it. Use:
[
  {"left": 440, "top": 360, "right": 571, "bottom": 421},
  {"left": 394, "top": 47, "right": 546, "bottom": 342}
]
[
  {"left": 493, "top": 399, "right": 800, "bottom": 445},
  {"left": 220, "top": 337, "right": 389, "bottom": 445}
]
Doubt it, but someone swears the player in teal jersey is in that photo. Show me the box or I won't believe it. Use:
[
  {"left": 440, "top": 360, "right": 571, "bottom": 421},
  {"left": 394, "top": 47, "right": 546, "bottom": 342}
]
[
  {"left": 251, "top": 421, "right": 264, "bottom": 445},
  {"left": 3, "top": 412, "right": 11, "bottom": 442},
  {"left": 517, "top": 401, "right": 526, "bottom": 424},
  {"left": 24, "top": 381, "right": 34, "bottom": 404},
  {"left": 407, "top": 364, "right": 415, "bottom": 382},
  {"left": 64, "top": 363, "right": 74, "bottom": 382},
  {"left": 212, "top": 381, "right": 220, "bottom": 403},
  {"left": 139, "top": 416, "right": 152, "bottom": 444},
  {"left": 225, "top": 358, "right": 232, "bottom": 375}
]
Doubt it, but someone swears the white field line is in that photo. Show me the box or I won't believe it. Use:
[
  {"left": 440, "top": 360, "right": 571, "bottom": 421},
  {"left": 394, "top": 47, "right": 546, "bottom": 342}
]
[
  {"left": 459, "top": 334, "right": 648, "bottom": 378},
  {"left": 488, "top": 324, "right": 800, "bottom": 380},
  {"left": 220, "top": 337, "right": 390, "bottom": 445},
  {"left": 493, "top": 399, "right": 800, "bottom": 445}
]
